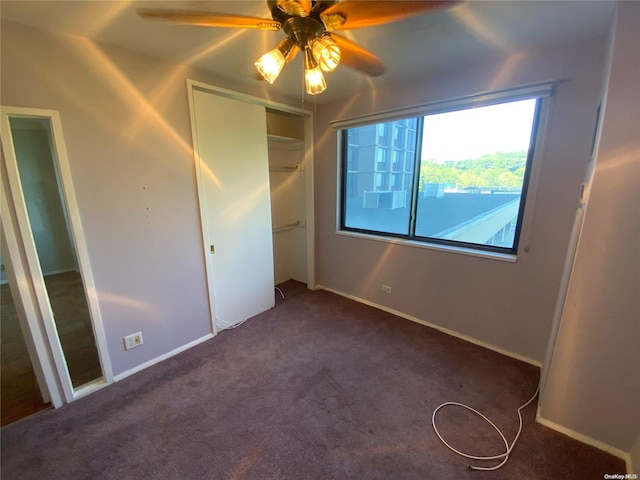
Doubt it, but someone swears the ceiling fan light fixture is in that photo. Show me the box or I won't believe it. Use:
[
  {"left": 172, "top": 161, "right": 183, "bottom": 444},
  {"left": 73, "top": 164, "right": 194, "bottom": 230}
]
[
  {"left": 255, "top": 49, "right": 286, "bottom": 84},
  {"left": 140, "top": 0, "right": 430, "bottom": 95},
  {"left": 305, "top": 67, "right": 326, "bottom": 95},
  {"left": 311, "top": 34, "right": 340, "bottom": 72},
  {"left": 277, "top": 37, "right": 298, "bottom": 61},
  {"left": 304, "top": 46, "right": 326, "bottom": 95},
  {"left": 255, "top": 38, "right": 297, "bottom": 84}
]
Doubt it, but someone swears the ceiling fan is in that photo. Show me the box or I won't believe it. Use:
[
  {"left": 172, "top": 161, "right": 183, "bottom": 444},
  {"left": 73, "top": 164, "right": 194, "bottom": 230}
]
[{"left": 138, "top": 1, "right": 456, "bottom": 95}]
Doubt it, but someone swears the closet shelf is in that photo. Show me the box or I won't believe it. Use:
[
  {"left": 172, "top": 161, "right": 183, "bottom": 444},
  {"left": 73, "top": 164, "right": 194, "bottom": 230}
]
[
  {"left": 269, "top": 165, "right": 300, "bottom": 172},
  {"left": 267, "top": 134, "right": 304, "bottom": 144}
]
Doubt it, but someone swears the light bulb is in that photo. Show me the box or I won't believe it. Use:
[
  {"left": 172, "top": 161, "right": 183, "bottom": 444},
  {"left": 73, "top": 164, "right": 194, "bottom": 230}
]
[
  {"left": 255, "top": 49, "right": 286, "bottom": 84},
  {"left": 311, "top": 34, "right": 340, "bottom": 72},
  {"left": 304, "top": 47, "right": 326, "bottom": 95}
]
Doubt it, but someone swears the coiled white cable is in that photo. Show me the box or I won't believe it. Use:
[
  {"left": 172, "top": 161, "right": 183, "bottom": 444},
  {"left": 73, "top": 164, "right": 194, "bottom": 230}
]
[{"left": 431, "top": 387, "right": 539, "bottom": 471}]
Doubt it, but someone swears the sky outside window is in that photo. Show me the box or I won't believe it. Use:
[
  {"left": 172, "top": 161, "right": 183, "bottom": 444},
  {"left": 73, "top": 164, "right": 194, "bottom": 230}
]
[{"left": 422, "top": 99, "right": 537, "bottom": 162}]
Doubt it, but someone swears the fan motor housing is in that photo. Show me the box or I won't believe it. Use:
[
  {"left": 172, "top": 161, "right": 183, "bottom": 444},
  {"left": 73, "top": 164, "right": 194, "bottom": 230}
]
[
  {"left": 268, "top": 1, "right": 337, "bottom": 38},
  {"left": 282, "top": 16, "right": 325, "bottom": 46},
  {"left": 268, "top": 1, "right": 337, "bottom": 47}
]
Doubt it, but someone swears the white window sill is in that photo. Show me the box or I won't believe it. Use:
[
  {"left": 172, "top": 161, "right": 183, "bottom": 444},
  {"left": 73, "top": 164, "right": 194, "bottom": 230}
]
[{"left": 335, "top": 230, "right": 518, "bottom": 263}]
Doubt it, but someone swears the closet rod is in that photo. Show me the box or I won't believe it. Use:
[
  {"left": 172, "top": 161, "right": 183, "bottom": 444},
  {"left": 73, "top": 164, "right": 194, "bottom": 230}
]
[{"left": 269, "top": 165, "right": 299, "bottom": 172}]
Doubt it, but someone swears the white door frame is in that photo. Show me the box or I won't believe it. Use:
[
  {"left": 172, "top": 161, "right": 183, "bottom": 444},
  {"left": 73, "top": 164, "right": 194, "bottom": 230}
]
[
  {"left": 186, "top": 80, "right": 316, "bottom": 335},
  {"left": 1, "top": 106, "right": 113, "bottom": 403}
]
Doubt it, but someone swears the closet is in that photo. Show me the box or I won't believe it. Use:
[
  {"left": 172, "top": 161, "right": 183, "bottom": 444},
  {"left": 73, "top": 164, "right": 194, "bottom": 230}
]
[
  {"left": 188, "top": 81, "right": 314, "bottom": 334},
  {"left": 266, "top": 109, "right": 311, "bottom": 287}
]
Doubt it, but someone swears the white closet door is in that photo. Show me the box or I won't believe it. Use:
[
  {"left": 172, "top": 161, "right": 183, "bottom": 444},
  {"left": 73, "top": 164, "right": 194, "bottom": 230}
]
[{"left": 192, "top": 89, "right": 274, "bottom": 330}]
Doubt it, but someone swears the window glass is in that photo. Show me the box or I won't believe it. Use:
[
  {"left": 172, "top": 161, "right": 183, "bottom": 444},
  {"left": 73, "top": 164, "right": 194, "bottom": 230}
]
[
  {"left": 341, "top": 98, "right": 540, "bottom": 253},
  {"left": 343, "top": 119, "right": 418, "bottom": 235},
  {"left": 415, "top": 99, "right": 537, "bottom": 249}
]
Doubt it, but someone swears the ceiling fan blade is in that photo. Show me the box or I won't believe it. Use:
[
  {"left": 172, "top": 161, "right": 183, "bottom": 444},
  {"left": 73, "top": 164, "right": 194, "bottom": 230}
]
[
  {"left": 330, "top": 33, "right": 385, "bottom": 77},
  {"left": 137, "top": 9, "right": 281, "bottom": 31},
  {"left": 321, "top": 1, "right": 458, "bottom": 30}
]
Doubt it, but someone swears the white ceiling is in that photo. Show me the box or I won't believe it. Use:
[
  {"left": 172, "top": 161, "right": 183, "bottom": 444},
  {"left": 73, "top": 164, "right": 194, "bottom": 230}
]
[{"left": 1, "top": 1, "right": 616, "bottom": 104}]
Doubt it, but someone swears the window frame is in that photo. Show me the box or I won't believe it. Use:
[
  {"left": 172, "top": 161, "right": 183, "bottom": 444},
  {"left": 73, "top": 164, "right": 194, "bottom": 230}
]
[{"left": 336, "top": 84, "right": 553, "bottom": 259}]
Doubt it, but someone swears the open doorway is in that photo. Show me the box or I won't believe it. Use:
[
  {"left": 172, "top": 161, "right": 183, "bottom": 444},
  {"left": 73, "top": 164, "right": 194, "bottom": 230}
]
[
  {"left": 0, "top": 258, "right": 51, "bottom": 426},
  {"left": 1, "top": 106, "right": 112, "bottom": 412}
]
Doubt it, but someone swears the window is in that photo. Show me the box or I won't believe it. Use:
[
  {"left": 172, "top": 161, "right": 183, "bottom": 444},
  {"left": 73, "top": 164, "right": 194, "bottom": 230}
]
[
  {"left": 340, "top": 96, "right": 542, "bottom": 255},
  {"left": 377, "top": 123, "right": 390, "bottom": 143}
]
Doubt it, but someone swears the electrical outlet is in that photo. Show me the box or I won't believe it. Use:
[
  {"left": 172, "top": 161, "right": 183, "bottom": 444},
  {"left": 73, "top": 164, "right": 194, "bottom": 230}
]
[
  {"left": 124, "top": 332, "right": 143, "bottom": 350},
  {"left": 381, "top": 284, "right": 392, "bottom": 294}
]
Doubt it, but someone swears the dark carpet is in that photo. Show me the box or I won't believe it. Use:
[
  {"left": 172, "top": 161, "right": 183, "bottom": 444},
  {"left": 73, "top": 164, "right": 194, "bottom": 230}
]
[{"left": 1, "top": 281, "right": 624, "bottom": 479}]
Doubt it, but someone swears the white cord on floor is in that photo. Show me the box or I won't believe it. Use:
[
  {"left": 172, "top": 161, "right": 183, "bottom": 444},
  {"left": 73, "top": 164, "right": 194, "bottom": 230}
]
[
  {"left": 431, "top": 387, "right": 539, "bottom": 471},
  {"left": 216, "top": 287, "right": 285, "bottom": 331},
  {"left": 216, "top": 318, "right": 249, "bottom": 330}
]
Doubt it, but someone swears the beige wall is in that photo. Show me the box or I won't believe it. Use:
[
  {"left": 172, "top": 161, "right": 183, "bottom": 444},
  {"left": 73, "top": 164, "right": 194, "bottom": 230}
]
[
  {"left": 539, "top": 1, "right": 640, "bottom": 456},
  {"left": 0, "top": 20, "right": 300, "bottom": 377},
  {"left": 314, "top": 36, "right": 609, "bottom": 364}
]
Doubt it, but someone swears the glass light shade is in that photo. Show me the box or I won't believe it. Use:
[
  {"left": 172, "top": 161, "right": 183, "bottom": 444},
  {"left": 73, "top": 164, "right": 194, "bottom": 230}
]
[
  {"left": 304, "top": 47, "right": 326, "bottom": 95},
  {"left": 255, "top": 48, "right": 286, "bottom": 84},
  {"left": 311, "top": 35, "right": 340, "bottom": 72},
  {"left": 305, "top": 66, "right": 326, "bottom": 95}
]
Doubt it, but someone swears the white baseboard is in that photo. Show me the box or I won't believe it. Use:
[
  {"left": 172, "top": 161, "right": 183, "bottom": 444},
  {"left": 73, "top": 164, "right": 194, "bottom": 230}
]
[
  {"left": 113, "top": 333, "right": 214, "bottom": 382},
  {"left": 317, "top": 285, "right": 542, "bottom": 368},
  {"left": 0, "top": 267, "right": 77, "bottom": 284},
  {"left": 535, "top": 414, "right": 632, "bottom": 472}
]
